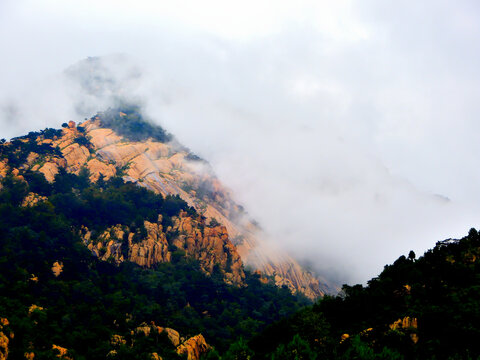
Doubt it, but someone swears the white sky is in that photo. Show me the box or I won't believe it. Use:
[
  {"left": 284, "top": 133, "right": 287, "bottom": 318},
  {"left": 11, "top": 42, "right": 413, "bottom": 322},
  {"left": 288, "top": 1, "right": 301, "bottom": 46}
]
[{"left": 1, "top": 0, "right": 480, "bottom": 283}]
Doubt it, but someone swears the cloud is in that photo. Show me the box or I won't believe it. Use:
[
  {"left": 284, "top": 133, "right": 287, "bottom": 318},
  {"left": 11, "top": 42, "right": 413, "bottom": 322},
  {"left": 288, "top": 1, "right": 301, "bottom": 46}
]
[{"left": 1, "top": 1, "right": 480, "bottom": 283}]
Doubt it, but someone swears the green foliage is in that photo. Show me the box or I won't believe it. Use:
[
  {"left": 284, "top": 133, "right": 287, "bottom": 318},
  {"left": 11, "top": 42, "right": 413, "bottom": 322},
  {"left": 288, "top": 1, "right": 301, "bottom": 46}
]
[
  {"left": 223, "top": 338, "right": 254, "bottom": 360},
  {"left": 48, "top": 168, "right": 195, "bottom": 232},
  {"left": 185, "top": 153, "right": 203, "bottom": 162},
  {"left": 202, "top": 348, "right": 221, "bottom": 360},
  {"left": 23, "top": 170, "right": 53, "bottom": 196},
  {"left": 209, "top": 218, "right": 220, "bottom": 227},
  {"left": 271, "top": 334, "right": 316, "bottom": 360},
  {"left": 250, "top": 306, "right": 331, "bottom": 359},
  {"left": 0, "top": 166, "right": 307, "bottom": 359},
  {"left": 0, "top": 136, "right": 62, "bottom": 168},
  {"left": 2, "top": 119, "right": 479, "bottom": 359},
  {"left": 73, "top": 135, "right": 91, "bottom": 147},
  {"left": 251, "top": 229, "right": 480, "bottom": 359},
  {"left": 41, "top": 128, "right": 63, "bottom": 139},
  {"left": 95, "top": 105, "right": 172, "bottom": 143},
  {"left": 339, "top": 335, "right": 404, "bottom": 360},
  {"left": 0, "top": 175, "right": 29, "bottom": 206}
]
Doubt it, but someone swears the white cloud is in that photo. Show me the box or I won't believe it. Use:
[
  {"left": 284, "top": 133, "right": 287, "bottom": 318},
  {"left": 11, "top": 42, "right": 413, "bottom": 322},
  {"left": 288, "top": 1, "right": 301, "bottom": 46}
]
[{"left": 1, "top": 1, "right": 480, "bottom": 283}]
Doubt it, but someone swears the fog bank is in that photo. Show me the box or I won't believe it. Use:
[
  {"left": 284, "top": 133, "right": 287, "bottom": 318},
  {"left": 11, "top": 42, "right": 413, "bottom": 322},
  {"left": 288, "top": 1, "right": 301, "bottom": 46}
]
[{"left": 1, "top": 1, "right": 480, "bottom": 283}]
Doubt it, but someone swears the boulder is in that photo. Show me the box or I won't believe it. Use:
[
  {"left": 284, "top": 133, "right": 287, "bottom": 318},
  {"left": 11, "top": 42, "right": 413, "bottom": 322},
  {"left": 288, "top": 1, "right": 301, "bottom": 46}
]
[{"left": 176, "top": 334, "right": 211, "bottom": 360}]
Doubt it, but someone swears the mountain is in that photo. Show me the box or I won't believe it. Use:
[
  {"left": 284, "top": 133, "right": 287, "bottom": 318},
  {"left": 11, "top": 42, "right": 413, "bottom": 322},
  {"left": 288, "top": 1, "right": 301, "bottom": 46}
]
[
  {"left": 65, "top": 56, "right": 337, "bottom": 298},
  {"left": 0, "top": 117, "right": 312, "bottom": 358},
  {"left": 1, "top": 104, "right": 479, "bottom": 359},
  {"left": 3, "top": 104, "right": 333, "bottom": 299}
]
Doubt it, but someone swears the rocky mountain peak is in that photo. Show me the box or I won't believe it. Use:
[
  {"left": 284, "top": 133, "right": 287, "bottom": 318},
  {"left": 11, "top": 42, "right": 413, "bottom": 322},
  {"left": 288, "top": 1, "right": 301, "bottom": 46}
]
[{"left": 0, "top": 106, "right": 336, "bottom": 298}]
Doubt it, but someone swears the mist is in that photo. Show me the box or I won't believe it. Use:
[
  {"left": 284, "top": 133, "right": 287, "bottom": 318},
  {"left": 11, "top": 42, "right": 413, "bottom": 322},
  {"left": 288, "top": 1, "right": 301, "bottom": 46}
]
[{"left": 1, "top": 1, "right": 480, "bottom": 284}]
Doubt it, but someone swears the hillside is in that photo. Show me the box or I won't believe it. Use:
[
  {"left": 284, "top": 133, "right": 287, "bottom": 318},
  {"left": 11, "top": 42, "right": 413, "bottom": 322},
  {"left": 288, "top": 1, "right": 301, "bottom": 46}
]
[
  {"left": 0, "top": 105, "right": 334, "bottom": 299},
  {"left": 247, "top": 229, "right": 480, "bottom": 359},
  {"left": 1, "top": 108, "right": 479, "bottom": 359},
  {"left": 0, "top": 146, "right": 309, "bottom": 359}
]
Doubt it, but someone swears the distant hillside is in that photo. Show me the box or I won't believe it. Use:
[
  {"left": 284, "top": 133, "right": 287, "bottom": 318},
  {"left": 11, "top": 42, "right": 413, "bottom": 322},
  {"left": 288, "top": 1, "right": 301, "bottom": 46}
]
[{"left": 247, "top": 229, "right": 480, "bottom": 359}]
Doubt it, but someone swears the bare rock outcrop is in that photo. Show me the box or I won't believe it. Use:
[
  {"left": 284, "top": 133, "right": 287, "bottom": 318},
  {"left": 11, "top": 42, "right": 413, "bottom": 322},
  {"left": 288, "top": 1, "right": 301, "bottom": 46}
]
[
  {"left": 0, "top": 318, "right": 10, "bottom": 360},
  {"left": 86, "top": 159, "right": 116, "bottom": 181},
  {"left": 52, "top": 344, "right": 72, "bottom": 359},
  {"left": 51, "top": 261, "right": 63, "bottom": 277},
  {"left": 389, "top": 316, "right": 419, "bottom": 344},
  {"left": 132, "top": 322, "right": 209, "bottom": 360},
  {"left": 28, "top": 305, "right": 44, "bottom": 315},
  {"left": 1, "top": 115, "right": 333, "bottom": 298},
  {"left": 134, "top": 322, "right": 180, "bottom": 347},
  {"left": 0, "top": 161, "right": 8, "bottom": 179},
  {"left": 390, "top": 316, "right": 418, "bottom": 331},
  {"left": 162, "top": 328, "right": 180, "bottom": 347},
  {"left": 129, "top": 220, "right": 171, "bottom": 267},
  {"left": 0, "top": 332, "right": 7, "bottom": 360},
  {"left": 176, "top": 334, "right": 211, "bottom": 360},
  {"left": 171, "top": 214, "right": 244, "bottom": 284},
  {"left": 21, "top": 192, "right": 47, "bottom": 207},
  {"left": 24, "top": 351, "right": 35, "bottom": 359},
  {"left": 38, "top": 162, "right": 60, "bottom": 182},
  {"left": 80, "top": 119, "right": 330, "bottom": 297},
  {"left": 85, "top": 212, "right": 245, "bottom": 285},
  {"left": 61, "top": 143, "right": 90, "bottom": 173}
]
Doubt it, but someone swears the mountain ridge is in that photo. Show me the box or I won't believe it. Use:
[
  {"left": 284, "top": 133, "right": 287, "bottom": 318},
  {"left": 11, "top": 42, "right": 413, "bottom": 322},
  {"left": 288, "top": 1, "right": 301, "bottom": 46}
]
[
  {"left": 0, "top": 137, "right": 309, "bottom": 358},
  {"left": 1, "top": 106, "right": 479, "bottom": 359},
  {"left": 0, "top": 106, "right": 335, "bottom": 298}
]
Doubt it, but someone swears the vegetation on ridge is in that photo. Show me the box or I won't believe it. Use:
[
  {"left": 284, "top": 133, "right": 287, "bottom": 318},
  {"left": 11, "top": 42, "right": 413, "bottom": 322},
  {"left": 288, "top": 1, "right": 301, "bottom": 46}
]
[
  {"left": 0, "top": 135, "right": 62, "bottom": 168},
  {"left": 95, "top": 105, "right": 172, "bottom": 143},
  {"left": 94, "top": 105, "right": 205, "bottom": 163},
  {"left": 245, "top": 229, "right": 480, "bottom": 359},
  {"left": 0, "top": 167, "right": 308, "bottom": 359},
  {"left": 1, "top": 118, "right": 479, "bottom": 359}
]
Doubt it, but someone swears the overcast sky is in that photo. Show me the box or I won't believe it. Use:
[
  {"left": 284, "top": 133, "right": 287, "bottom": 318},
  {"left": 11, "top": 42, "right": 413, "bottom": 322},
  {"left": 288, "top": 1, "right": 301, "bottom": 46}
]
[{"left": 1, "top": 0, "right": 480, "bottom": 284}]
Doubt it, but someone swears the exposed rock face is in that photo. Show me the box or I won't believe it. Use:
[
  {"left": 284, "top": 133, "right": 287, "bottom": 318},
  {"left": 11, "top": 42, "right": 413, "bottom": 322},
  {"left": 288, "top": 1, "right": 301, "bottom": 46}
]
[
  {"left": 1, "top": 115, "right": 334, "bottom": 298},
  {"left": 389, "top": 316, "right": 419, "bottom": 344},
  {"left": 86, "top": 158, "right": 116, "bottom": 181},
  {"left": 52, "top": 344, "right": 71, "bottom": 359},
  {"left": 128, "top": 220, "right": 171, "bottom": 267},
  {"left": 62, "top": 143, "right": 90, "bottom": 173},
  {"left": 0, "top": 332, "right": 7, "bottom": 360},
  {"left": 176, "top": 334, "right": 211, "bottom": 360},
  {"left": 340, "top": 333, "right": 350, "bottom": 343},
  {"left": 24, "top": 352, "right": 35, "bottom": 360},
  {"left": 28, "top": 305, "right": 44, "bottom": 315},
  {"left": 38, "top": 162, "right": 60, "bottom": 182},
  {"left": 85, "top": 211, "right": 245, "bottom": 285},
  {"left": 85, "top": 118, "right": 330, "bottom": 297},
  {"left": 32, "top": 125, "right": 117, "bottom": 183},
  {"left": 0, "top": 318, "right": 10, "bottom": 360},
  {"left": 389, "top": 316, "right": 418, "bottom": 330},
  {"left": 0, "top": 161, "right": 8, "bottom": 179},
  {"left": 132, "top": 322, "right": 210, "bottom": 359},
  {"left": 21, "top": 192, "right": 47, "bottom": 207},
  {"left": 162, "top": 328, "right": 180, "bottom": 347},
  {"left": 51, "top": 261, "right": 63, "bottom": 277},
  {"left": 134, "top": 322, "right": 181, "bottom": 347},
  {"left": 110, "top": 335, "right": 126, "bottom": 347}
]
